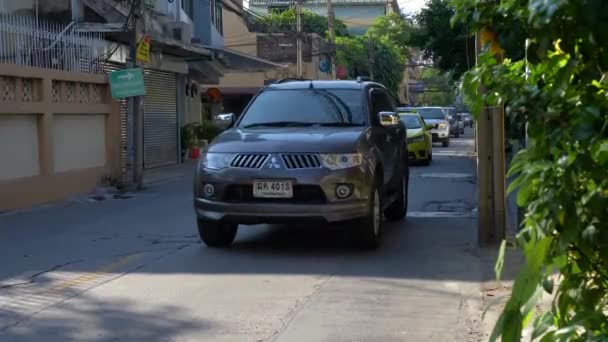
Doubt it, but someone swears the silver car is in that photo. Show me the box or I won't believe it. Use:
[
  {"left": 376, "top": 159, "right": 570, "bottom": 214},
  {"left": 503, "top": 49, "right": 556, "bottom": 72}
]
[{"left": 416, "top": 107, "right": 451, "bottom": 147}]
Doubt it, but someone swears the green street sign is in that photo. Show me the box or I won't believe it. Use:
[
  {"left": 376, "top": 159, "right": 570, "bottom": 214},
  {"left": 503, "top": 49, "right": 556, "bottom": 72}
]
[{"left": 109, "top": 68, "right": 145, "bottom": 99}]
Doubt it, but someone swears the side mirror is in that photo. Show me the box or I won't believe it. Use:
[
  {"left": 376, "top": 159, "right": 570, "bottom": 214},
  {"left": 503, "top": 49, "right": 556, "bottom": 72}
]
[
  {"left": 214, "top": 113, "right": 235, "bottom": 130},
  {"left": 426, "top": 124, "right": 435, "bottom": 130},
  {"left": 378, "top": 111, "right": 400, "bottom": 127}
]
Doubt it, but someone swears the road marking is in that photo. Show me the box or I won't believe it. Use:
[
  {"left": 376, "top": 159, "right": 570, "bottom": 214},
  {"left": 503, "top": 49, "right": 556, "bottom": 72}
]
[
  {"left": 49, "top": 253, "right": 143, "bottom": 293},
  {"left": 407, "top": 211, "right": 477, "bottom": 218},
  {"left": 432, "top": 151, "right": 477, "bottom": 158},
  {"left": 0, "top": 253, "right": 145, "bottom": 331},
  {"left": 419, "top": 173, "right": 474, "bottom": 179}
]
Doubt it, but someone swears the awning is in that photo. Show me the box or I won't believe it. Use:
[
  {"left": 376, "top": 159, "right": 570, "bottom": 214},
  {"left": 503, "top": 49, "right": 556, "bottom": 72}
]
[
  {"left": 76, "top": 23, "right": 213, "bottom": 60},
  {"left": 150, "top": 36, "right": 213, "bottom": 60},
  {"left": 199, "top": 45, "right": 288, "bottom": 72}
]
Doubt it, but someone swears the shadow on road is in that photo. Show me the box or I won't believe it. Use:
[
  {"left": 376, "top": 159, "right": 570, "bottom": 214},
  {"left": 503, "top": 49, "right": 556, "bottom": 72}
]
[{"left": 0, "top": 295, "right": 211, "bottom": 341}]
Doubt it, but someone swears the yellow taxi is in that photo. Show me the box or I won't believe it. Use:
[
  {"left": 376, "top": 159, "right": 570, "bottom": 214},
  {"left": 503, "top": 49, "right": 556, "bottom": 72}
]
[{"left": 399, "top": 112, "right": 433, "bottom": 165}]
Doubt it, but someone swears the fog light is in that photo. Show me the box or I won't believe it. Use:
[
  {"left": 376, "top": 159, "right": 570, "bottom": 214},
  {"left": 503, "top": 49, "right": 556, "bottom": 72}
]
[
  {"left": 203, "top": 184, "right": 215, "bottom": 197},
  {"left": 336, "top": 184, "right": 352, "bottom": 199}
]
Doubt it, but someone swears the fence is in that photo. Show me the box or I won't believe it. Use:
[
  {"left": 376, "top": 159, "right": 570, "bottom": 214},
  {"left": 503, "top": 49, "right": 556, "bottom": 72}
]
[
  {"left": 0, "top": 64, "right": 122, "bottom": 212},
  {"left": 0, "top": 13, "right": 106, "bottom": 73},
  {"left": 250, "top": 0, "right": 390, "bottom": 5}
]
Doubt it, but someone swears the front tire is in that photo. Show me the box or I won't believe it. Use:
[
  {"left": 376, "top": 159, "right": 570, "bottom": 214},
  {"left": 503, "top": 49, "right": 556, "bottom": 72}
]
[
  {"left": 385, "top": 171, "right": 408, "bottom": 221},
  {"left": 354, "top": 181, "right": 383, "bottom": 249},
  {"left": 197, "top": 219, "right": 238, "bottom": 247},
  {"left": 442, "top": 138, "right": 450, "bottom": 147},
  {"left": 422, "top": 150, "right": 432, "bottom": 165}
]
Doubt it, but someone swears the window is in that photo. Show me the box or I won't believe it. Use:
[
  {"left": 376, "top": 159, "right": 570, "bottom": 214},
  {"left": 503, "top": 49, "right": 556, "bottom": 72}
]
[
  {"left": 417, "top": 107, "right": 446, "bottom": 120},
  {"left": 181, "top": 0, "right": 193, "bottom": 19},
  {"left": 400, "top": 115, "right": 422, "bottom": 129},
  {"left": 210, "top": 0, "right": 223, "bottom": 35},
  {"left": 238, "top": 89, "right": 365, "bottom": 127},
  {"left": 370, "top": 88, "right": 394, "bottom": 123}
]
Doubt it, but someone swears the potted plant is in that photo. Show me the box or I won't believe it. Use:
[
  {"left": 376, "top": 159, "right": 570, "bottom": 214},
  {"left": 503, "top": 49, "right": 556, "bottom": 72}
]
[
  {"left": 197, "top": 120, "right": 221, "bottom": 151},
  {"left": 180, "top": 125, "right": 191, "bottom": 162},
  {"left": 181, "top": 123, "right": 200, "bottom": 160}
]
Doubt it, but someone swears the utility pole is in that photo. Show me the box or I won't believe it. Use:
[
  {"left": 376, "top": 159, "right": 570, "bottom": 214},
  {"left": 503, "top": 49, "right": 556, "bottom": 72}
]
[
  {"left": 326, "top": 0, "right": 336, "bottom": 79},
  {"left": 295, "top": 0, "right": 303, "bottom": 78},
  {"left": 368, "top": 32, "right": 374, "bottom": 80},
  {"left": 126, "top": 0, "right": 145, "bottom": 189},
  {"left": 476, "top": 26, "right": 506, "bottom": 246}
]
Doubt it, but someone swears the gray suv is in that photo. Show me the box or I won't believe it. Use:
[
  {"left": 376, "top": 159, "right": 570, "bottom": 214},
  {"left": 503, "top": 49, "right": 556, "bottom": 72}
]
[{"left": 194, "top": 80, "right": 409, "bottom": 248}]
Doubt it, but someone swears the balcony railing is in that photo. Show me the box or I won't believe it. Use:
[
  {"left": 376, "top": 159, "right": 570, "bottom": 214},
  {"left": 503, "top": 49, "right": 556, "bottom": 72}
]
[
  {"left": 0, "top": 13, "right": 106, "bottom": 73},
  {"left": 250, "top": 0, "right": 390, "bottom": 5}
]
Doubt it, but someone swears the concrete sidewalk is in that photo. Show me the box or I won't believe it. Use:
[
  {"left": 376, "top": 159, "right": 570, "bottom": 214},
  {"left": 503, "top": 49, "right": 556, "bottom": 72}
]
[{"left": 143, "top": 160, "right": 197, "bottom": 187}]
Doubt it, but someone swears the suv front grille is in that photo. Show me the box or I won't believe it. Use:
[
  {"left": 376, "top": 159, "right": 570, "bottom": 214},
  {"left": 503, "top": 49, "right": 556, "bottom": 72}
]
[
  {"left": 281, "top": 154, "right": 321, "bottom": 169},
  {"left": 224, "top": 184, "right": 326, "bottom": 204},
  {"left": 231, "top": 154, "right": 269, "bottom": 169}
]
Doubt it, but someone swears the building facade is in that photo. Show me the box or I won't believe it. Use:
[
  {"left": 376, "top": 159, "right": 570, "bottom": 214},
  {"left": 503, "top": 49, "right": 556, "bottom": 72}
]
[{"left": 249, "top": 0, "right": 400, "bottom": 35}]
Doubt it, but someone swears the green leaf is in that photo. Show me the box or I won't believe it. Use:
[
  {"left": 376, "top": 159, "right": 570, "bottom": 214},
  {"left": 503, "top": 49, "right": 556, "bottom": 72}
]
[
  {"left": 495, "top": 240, "right": 507, "bottom": 281},
  {"left": 489, "top": 311, "right": 506, "bottom": 342},
  {"left": 516, "top": 183, "right": 533, "bottom": 206},
  {"left": 531, "top": 312, "right": 554, "bottom": 340},
  {"left": 592, "top": 140, "right": 608, "bottom": 164},
  {"left": 502, "top": 304, "right": 524, "bottom": 342}
]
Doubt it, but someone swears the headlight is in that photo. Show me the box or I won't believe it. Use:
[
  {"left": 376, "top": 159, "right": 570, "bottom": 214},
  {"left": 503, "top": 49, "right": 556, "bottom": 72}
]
[
  {"left": 319, "top": 153, "right": 363, "bottom": 170},
  {"left": 199, "top": 152, "right": 237, "bottom": 170},
  {"left": 408, "top": 135, "right": 425, "bottom": 143},
  {"left": 438, "top": 122, "right": 448, "bottom": 130}
]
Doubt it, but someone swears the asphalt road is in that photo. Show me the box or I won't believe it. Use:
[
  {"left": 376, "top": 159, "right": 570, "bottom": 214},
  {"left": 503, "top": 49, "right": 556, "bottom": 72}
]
[{"left": 0, "top": 127, "right": 483, "bottom": 342}]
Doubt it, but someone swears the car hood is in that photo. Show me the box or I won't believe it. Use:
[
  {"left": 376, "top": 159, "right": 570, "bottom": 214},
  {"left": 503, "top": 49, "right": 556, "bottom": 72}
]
[
  {"left": 407, "top": 128, "right": 424, "bottom": 137},
  {"left": 424, "top": 119, "right": 448, "bottom": 126},
  {"left": 208, "top": 126, "right": 367, "bottom": 153}
]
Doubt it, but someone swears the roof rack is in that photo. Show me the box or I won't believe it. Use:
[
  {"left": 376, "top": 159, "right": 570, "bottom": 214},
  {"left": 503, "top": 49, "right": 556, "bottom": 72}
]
[{"left": 274, "top": 78, "right": 311, "bottom": 84}]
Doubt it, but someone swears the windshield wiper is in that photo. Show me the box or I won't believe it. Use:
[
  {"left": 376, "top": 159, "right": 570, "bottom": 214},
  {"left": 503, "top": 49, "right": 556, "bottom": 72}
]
[
  {"left": 242, "top": 121, "right": 315, "bottom": 128},
  {"left": 318, "top": 122, "right": 363, "bottom": 127}
]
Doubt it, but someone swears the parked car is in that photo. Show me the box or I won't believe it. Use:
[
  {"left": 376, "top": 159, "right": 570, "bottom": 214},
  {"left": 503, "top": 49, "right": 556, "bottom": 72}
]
[
  {"left": 455, "top": 113, "right": 465, "bottom": 134},
  {"left": 194, "top": 80, "right": 409, "bottom": 248},
  {"left": 396, "top": 106, "right": 415, "bottom": 113},
  {"left": 416, "top": 106, "right": 450, "bottom": 147},
  {"left": 444, "top": 107, "right": 463, "bottom": 138},
  {"left": 399, "top": 112, "right": 432, "bottom": 165},
  {"left": 460, "top": 113, "right": 472, "bottom": 127}
]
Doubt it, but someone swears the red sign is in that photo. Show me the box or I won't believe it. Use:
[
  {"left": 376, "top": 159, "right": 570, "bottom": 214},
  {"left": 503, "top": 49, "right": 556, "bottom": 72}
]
[
  {"left": 206, "top": 88, "right": 222, "bottom": 103},
  {"left": 336, "top": 65, "right": 348, "bottom": 79}
]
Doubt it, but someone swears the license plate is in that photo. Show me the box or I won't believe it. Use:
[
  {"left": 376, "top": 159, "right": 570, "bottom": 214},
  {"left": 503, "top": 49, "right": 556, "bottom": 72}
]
[{"left": 253, "top": 180, "right": 293, "bottom": 198}]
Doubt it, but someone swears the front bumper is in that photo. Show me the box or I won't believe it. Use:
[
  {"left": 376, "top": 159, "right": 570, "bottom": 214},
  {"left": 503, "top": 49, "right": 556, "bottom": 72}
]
[
  {"left": 194, "top": 197, "right": 369, "bottom": 224},
  {"left": 408, "top": 140, "right": 429, "bottom": 160},
  {"left": 431, "top": 129, "right": 449, "bottom": 141},
  {"left": 193, "top": 163, "right": 373, "bottom": 224}
]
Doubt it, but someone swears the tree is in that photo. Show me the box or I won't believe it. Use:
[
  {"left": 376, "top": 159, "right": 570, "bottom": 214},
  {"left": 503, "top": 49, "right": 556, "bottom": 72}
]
[
  {"left": 410, "top": 0, "right": 475, "bottom": 81},
  {"left": 453, "top": 0, "right": 608, "bottom": 340},
  {"left": 335, "top": 34, "right": 404, "bottom": 96},
  {"left": 334, "top": 13, "right": 411, "bottom": 96},
  {"left": 415, "top": 68, "right": 455, "bottom": 106},
  {"left": 367, "top": 12, "right": 413, "bottom": 59},
  {"left": 255, "top": 8, "right": 349, "bottom": 38}
]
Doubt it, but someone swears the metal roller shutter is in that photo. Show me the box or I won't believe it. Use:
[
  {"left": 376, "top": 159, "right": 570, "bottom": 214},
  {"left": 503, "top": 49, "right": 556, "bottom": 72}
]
[{"left": 143, "top": 69, "right": 177, "bottom": 169}]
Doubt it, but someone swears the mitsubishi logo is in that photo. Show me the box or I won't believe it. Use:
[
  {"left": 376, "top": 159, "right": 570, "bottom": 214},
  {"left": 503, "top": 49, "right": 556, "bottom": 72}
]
[{"left": 266, "top": 156, "right": 281, "bottom": 169}]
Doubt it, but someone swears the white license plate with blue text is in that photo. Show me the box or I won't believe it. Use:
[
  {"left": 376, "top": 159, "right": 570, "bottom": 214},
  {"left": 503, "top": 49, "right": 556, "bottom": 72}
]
[{"left": 253, "top": 181, "right": 293, "bottom": 198}]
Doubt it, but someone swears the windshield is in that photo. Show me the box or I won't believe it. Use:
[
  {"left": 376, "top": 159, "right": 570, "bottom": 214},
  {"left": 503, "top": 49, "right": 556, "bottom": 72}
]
[
  {"left": 239, "top": 89, "right": 364, "bottom": 127},
  {"left": 400, "top": 115, "right": 422, "bottom": 129},
  {"left": 417, "top": 107, "right": 445, "bottom": 120}
]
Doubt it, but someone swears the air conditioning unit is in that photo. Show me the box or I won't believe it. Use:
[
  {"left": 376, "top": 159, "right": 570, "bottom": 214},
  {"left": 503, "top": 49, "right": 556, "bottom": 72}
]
[{"left": 169, "top": 21, "right": 193, "bottom": 43}]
